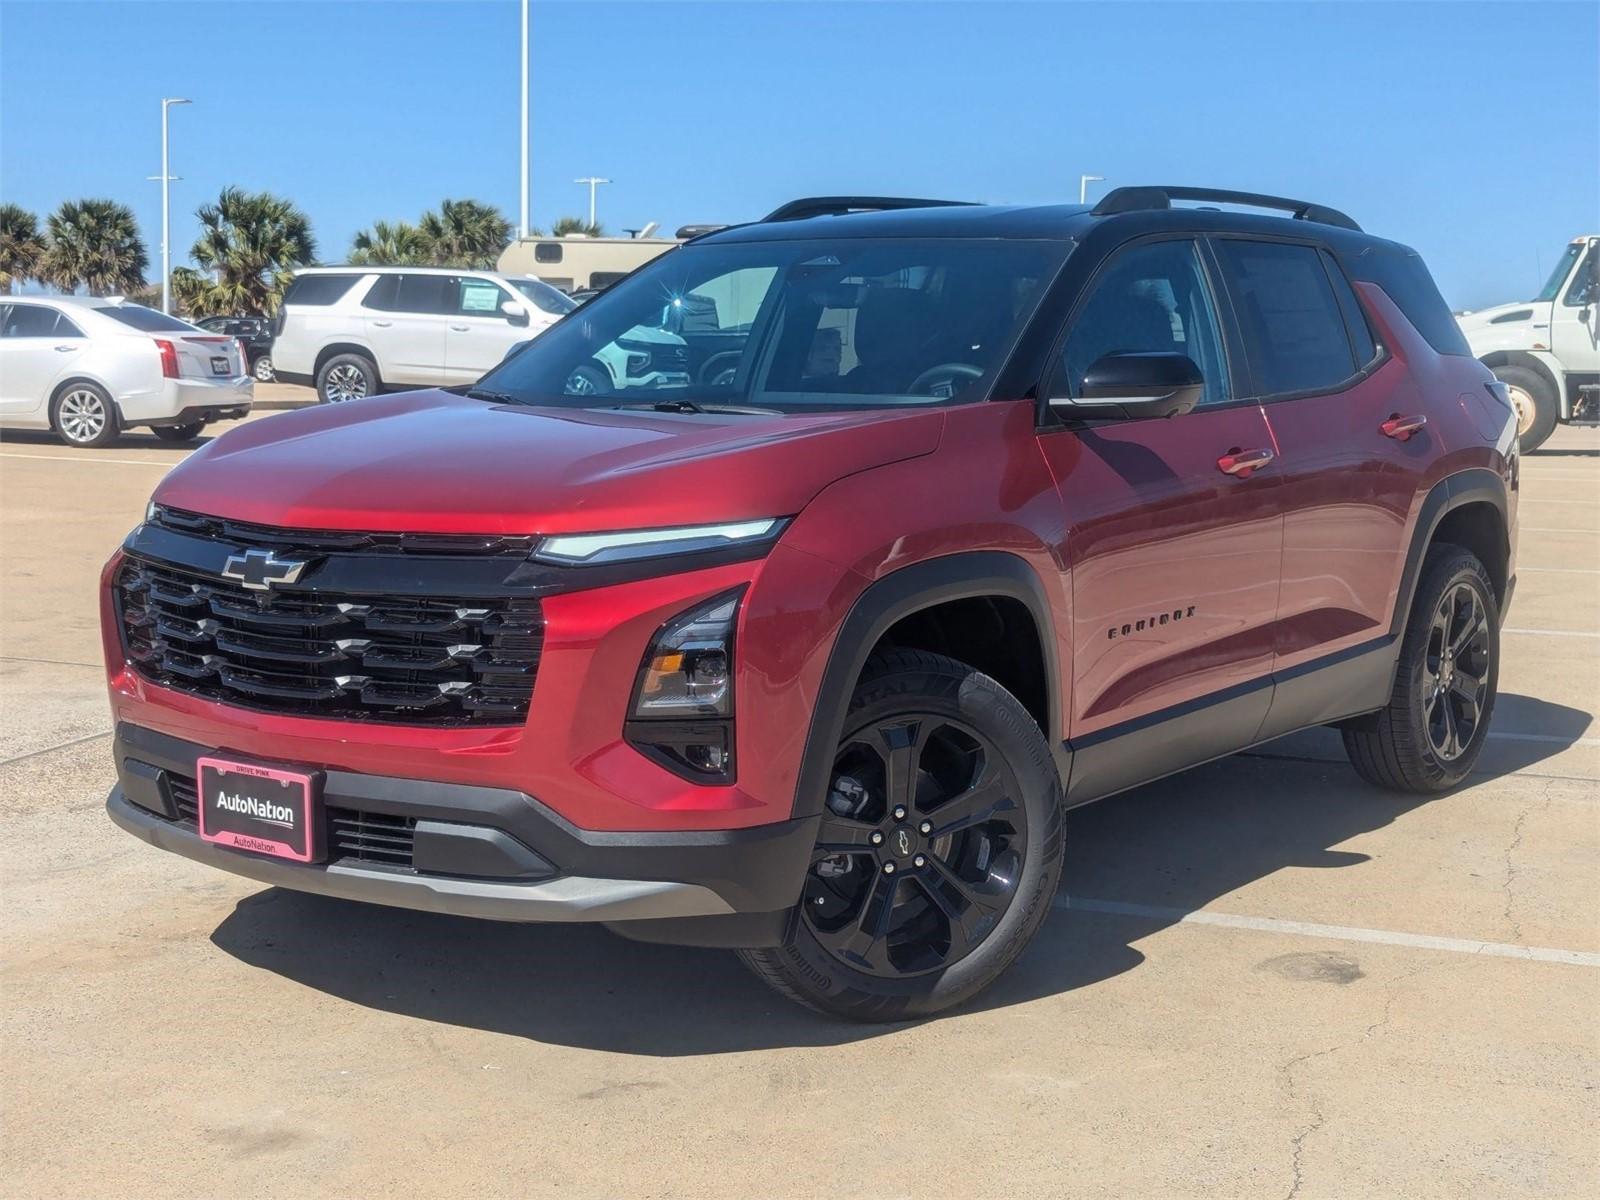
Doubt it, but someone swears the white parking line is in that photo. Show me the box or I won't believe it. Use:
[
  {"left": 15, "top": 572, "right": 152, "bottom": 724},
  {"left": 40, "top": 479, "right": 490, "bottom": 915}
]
[
  {"left": 1054, "top": 896, "right": 1600, "bottom": 967},
  {"left": 1519, "top": 526, "right": 1599, "bottom": 534},
  {"left": 1519, "top": 499, "right": 1599, "bottom": 506},
  {"left": 1518, "top": 566, "right": 1600, "bottom": 575},
  {"left": 0, "top": 452, "right": 180, "bottom": 468},
  {"left": 1502, "top": 627, "right": 1600, "bottom": 639}
]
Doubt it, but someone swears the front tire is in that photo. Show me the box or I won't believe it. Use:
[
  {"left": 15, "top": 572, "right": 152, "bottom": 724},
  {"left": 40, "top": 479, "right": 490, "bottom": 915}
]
[
  {"left": 1493, "top": 364, "right": 1558, "bottom": 453},
  {"left": 740, "top": 649, "right": 1064, "bottom": 1021},
  {"left": 1341, "top": 546, "right": 1499, "bottom": 792},
  {"left": 51, "top": 383, "right": 119, "bottom": 448},
  {"left": 252, "top": 354, "right": 275, "bottom": 383},
  {"left": 317, "top": 353, "right": 378, "bottom": 403}
]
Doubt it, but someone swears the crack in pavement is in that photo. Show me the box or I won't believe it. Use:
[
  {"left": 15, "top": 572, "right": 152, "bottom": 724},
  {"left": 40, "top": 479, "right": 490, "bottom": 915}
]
[{"left": 1502, "top": 779, "right": 1558, "bottom": 944}]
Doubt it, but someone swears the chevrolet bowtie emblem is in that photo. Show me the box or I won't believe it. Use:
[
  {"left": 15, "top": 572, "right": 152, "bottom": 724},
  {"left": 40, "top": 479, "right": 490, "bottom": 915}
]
[{"left": 221, "top": 548, "right": 312, "bottom": 592}]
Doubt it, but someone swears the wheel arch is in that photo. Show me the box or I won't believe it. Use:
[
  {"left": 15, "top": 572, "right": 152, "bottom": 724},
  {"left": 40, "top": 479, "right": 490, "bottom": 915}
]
[
  {"left": 313, "top": 342, "right": 382, "bottom": 384},
  {"left": 1392, "top": 468, "right": 1511, "bottom": 640},
  {"left": 790, "top": 551, "right": 1067, "bottom": 820},
  {"left": 1479, "top": 351, "right": 1565, "bottom": 415}
]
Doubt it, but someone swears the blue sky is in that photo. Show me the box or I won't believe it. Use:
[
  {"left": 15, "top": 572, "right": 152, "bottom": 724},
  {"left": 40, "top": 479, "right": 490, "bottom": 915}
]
[{"left": 1, "top": 0, "right": 1595, "bottom": 309}]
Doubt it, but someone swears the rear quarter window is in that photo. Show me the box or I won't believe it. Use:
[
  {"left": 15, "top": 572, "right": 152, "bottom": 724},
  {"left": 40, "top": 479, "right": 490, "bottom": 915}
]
[
  {"left": 1348, "top": 247, "right": 1471, "bottom": 356},
  {"left": 98, "top": 305, "right": 196, "bottom": 333},
  {"left": 1213, "top": 239, "right": 1357, "bottom": 396},
  {"left": 282, "top": 274, "right": 360, "bottom": 307}
]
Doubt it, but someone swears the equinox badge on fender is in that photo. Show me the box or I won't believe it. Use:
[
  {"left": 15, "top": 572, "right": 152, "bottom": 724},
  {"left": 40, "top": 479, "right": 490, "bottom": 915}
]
[{"left": 221, "top": 548, "right": 312, "bottom": 592}]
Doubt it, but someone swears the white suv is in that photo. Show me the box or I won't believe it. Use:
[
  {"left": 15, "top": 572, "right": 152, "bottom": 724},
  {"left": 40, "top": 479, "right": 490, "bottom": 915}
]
[
  {"left": 270, "top": 267, "right": 576, "bottom": 403},
  {"left": 0, "top": 297, "right": 251, "bottom": 448}
]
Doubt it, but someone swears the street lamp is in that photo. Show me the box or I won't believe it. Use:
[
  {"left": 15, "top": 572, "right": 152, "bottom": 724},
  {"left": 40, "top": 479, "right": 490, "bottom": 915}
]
[
  {"left": 519, "top": 0, "right": 530, "bottom": 239},
  {"left": 574, "top": 177, "right": 611, "bottom": 230},
  {"left": 1079, "top": 174, "right": 1105, "bottom": 205},
  {"left": 148, "top": 98, "right": 191, "bottom": 313}
]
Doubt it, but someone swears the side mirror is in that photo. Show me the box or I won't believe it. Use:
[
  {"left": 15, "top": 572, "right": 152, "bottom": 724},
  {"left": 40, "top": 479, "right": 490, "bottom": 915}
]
[
  {"left": 1049, "top": 352, "right": 1204, "bottom": 420},
  {"left": 502, "top": 300, "right": 530, "bottom": 327}
]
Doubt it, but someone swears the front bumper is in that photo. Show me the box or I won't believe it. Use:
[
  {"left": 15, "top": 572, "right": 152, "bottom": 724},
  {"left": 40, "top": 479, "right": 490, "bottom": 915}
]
[{"left": 108, "top": 722, "right": 815, "bottom": 934}]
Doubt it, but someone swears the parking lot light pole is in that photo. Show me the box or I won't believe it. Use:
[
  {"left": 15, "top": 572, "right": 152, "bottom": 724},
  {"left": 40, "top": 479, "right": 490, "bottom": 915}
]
[
  {"left": 519, "top": 0, "right": 529, "bottom": 239},
  {"left": 574, "top": 177, "right": 611, "bottom": 229},
  {"left": 1079, "top": 174, "right": 1105, "bottom": 205},
  {"left": 152, "top": 98, "right": 191, "bottom": 314}
]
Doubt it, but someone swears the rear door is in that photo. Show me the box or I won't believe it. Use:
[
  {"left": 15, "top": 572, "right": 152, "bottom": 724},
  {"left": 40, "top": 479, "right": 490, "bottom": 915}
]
[
  {"left": 443, "top": 276, "right": 529, "bottom": 384},
  {"left": 0, "top": 304, "right": 81, "bottom": 416},
  {"left": 360, "top": 273, "right": 450, "bottom": 386},
  {"left": 1033, "top": 236, "right": 1285, "bottom": 802},
  {"left": 1210, "top": 237, "right": 1425, "bottom": 737}
]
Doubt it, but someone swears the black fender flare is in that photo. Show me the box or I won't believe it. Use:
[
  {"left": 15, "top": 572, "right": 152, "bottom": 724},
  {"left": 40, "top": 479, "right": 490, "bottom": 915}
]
[
  {"left": 790, "top": 550, "right": 1066, "bottom": 820},
  {"left": 1389, "top": 467, "right": 1510, "bottom": 639}
]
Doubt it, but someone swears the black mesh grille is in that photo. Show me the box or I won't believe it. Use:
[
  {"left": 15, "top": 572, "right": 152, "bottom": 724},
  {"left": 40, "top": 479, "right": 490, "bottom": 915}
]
[{"left": 117, "top": 558, "right": 542, "bottom": 726}]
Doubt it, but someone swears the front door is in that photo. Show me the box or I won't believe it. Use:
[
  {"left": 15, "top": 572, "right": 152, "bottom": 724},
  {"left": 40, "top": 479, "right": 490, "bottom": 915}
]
[
  {"left": 443, "top": 276, "right": 528, "bottom": 384},
  {"left": 1550, "top": 239, "right": 1600, "bottom": 383},
  {"left": 0, "top": 303, "right": 80, "bottom": 416},
  {"left": 1034, "top": 237, "right": 1284, "bottom": 803}
]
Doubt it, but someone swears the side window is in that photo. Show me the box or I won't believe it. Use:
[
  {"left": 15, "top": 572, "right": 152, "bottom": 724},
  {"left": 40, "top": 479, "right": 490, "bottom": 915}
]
[
  {"left": 364, "top": 274, "right": 451, "bottom": 314},
  {"left": 534, "top": 243, "right": 563, "bottom": 264},
  {"left": 1563, "top": 247, "right": 1597, "bottom": 308},
  {"left": 3, "top": 305, "right": 65, "bottom": 338},
  {"left": 457, "top": 277, "right": 511, "bottom": 317},
  {"left": 1213, "top": 240, "right": 1356, "bottom": 395},
  {"left": 1059, "top": 239, "right": 1231, "bottom": 406},
  {"left": 282, "top": 274, "right": 359, "bottom": 307},
  {"left": 1348, "top": 247, "right": 1471, "bottom": 356},
  {"left": 54, "top": 313, "right": 84, "bottom": 338},
  {"left": 1321, "top": 250, "right": 1378, "bottom": 367}
]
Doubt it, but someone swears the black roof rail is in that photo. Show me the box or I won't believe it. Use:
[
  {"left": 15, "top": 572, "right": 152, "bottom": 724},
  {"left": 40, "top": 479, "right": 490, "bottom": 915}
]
[
  {"left": 762, "top": 196, "right": 977, "bottom": 223},
  {"left": 1090, "top": 186, "right": 1362, "bottom": 232}
]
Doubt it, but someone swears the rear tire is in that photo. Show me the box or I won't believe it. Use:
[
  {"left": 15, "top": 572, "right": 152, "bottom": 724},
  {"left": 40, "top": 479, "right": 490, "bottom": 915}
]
[
  {"left": 317, "top": 353, "right": 378, "bottom": 403},
  {"left": 252, "top": 355, "right": 275, "bottom": 383},
  {"left": 1341, "top": 546, "right": 1498, "bottom": 793},
  {"left": 51, "top": 383, "right": 120, "bottom": 448},
  {"left": 1493, "top": 364, "right": 1558, "bottom": 453},
  {"left": 151, "top": 421, "right": 205, "bottom": 443},
  {"left": 739, "top": 649, "right": 1064, "bottom": 1021}
]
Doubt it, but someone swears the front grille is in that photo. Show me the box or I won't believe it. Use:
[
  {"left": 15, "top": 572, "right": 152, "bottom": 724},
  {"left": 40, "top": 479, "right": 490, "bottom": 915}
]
[
  {"left": 117, "top": 558, "right": 542, "bottom": 725},
  {"left": 165, "top": 769, "right": 417, "bottom": 870}
]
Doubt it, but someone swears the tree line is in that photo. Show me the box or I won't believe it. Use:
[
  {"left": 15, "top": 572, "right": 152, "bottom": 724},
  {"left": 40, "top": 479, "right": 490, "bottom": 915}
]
[{"left": 0, "top": 193, "right": 606, "bottom": 317}]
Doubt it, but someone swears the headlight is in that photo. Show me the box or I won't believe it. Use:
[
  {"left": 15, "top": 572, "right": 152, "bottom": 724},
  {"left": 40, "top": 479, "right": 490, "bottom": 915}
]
[
  {"left": 145, "top": 499, "right": 159, "bottom": 524},
  {"left": 533, "top": 518, "right": 784, "bottom": 566},
  {"left": 626, "top": 589, "right": 742, "bottom": 781}
]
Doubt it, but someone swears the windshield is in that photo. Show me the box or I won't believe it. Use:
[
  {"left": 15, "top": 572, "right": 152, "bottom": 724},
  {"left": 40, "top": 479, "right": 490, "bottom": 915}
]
[
  {"left": 1534, "top": 242, "right": 1584, "bottom": 302},
  {"left": 511, "top": 277, "right": 578, "bottom": 316},
  {"left": 479, "top": 236, "right": 1070, "bottom": 411},
  {"left": 100, "top": 304, "right": 200, "bottom": 333}
]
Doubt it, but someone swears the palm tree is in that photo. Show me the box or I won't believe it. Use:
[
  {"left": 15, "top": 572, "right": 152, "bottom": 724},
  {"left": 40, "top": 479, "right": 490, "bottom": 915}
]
[
  {"left": 349, "top": 219, "right": 431, "bottom": 266},
  {"left": 417, "top": 198, "right": 512, "bottom": 268},
  {"left": 0, "top": 204, "right": 46, "bottom": 293},
  {"left": 189, "top": 187, "right": 315, "bottom": 316},
  {"left": 551, "top": 215, "right": 604, "bottom": 238},
  {"left": 168, "top": 267, "right": 212, "bottom": 317},
  {"left": 40, "top": 199, "right": 147, "bottom": 295}
]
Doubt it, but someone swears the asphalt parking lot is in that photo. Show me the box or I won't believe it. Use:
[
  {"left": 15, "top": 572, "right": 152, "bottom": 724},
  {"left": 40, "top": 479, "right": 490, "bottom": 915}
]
[{"left": 2, "top": 400, "right": 1595, "bottom": 1199}]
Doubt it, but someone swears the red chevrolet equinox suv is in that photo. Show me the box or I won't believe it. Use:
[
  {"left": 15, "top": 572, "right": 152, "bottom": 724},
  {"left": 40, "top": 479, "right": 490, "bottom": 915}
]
[{"left": 103, "top": 187, "right": 1518, "bottom": 1020}]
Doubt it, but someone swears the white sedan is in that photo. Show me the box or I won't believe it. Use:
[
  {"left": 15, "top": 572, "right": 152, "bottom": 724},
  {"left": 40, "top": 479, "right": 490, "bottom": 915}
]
[{"left": 0, "top": 296, "right": 252, "bottom": 448}]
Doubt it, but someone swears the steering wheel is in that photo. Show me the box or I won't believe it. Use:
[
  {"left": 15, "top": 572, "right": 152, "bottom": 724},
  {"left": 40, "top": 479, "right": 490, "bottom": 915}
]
[{"left": 908, "top": 362, "right": 984, "bottom": 397}]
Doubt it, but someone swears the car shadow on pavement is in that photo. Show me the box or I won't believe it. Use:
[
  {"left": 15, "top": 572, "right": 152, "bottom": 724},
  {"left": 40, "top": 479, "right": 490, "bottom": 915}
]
[
  {"left": 209, "top": 693, "right": 1588, "bottom": 1054},
  {"left": 0, "top": 428, "right": 216, "bottom": 452}
]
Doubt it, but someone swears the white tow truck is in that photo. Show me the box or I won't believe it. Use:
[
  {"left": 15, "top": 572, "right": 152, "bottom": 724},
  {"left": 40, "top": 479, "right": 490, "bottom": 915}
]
[{"left": 1457, "top": 234, "right": 1599, "bottom": 451}]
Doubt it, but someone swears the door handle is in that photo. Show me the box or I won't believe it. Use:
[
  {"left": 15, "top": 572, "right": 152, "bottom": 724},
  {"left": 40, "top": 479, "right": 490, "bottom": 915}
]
[
  {"left": 449, "top": 324, "right": 469, "bottom": 332},
  {"left": 1380, "top": 413, "right": 1427, "bottom": 441},
  {"left": 54, "top": 344, "right": 78, "bottom": 352},
  {"left": 371, "top": 320, "right": 393, "bottom": 328},
  {"left": 1217, "top": 447, "right": 1274, "bottom": 478}
]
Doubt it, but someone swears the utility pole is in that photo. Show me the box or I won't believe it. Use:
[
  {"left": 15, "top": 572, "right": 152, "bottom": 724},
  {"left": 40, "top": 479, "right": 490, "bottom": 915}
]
[
  {"left": 519, "top": 0, "right": 530, "bottom": 239},
  {"left": 149, "top": 98, "right": 191, "bottom": 312},
  {"left": 1079, "top": 174, "right": 1105, "bottom": 205},
  {"left": 574, "top": 177, "right": 611, "bottom": 229}
]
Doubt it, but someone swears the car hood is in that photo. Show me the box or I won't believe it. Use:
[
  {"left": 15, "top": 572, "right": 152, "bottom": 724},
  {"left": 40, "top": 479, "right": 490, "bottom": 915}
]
[{"left": 155, "top": 390, "right": 945, "bottom": 534}]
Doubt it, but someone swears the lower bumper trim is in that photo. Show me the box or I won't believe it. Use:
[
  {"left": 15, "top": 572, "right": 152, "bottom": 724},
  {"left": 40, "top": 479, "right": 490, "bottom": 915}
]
[{"left": 107, "top": 787, "right": 734, "bottom": 924}]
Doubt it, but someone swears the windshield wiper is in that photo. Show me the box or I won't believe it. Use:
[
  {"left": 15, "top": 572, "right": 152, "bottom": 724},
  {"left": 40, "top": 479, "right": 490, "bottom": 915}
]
[
  {"left": 610, "top": 400, "right": 781, "bottom": 416},
  {"left": 460, "top": 386, "right": 525, "bottom": 404}
]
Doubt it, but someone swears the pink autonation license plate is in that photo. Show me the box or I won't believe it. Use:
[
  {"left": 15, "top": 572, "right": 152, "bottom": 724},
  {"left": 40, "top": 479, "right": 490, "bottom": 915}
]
[{"left": 196, "top": 756, "right": 320, "bottom": 863}]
